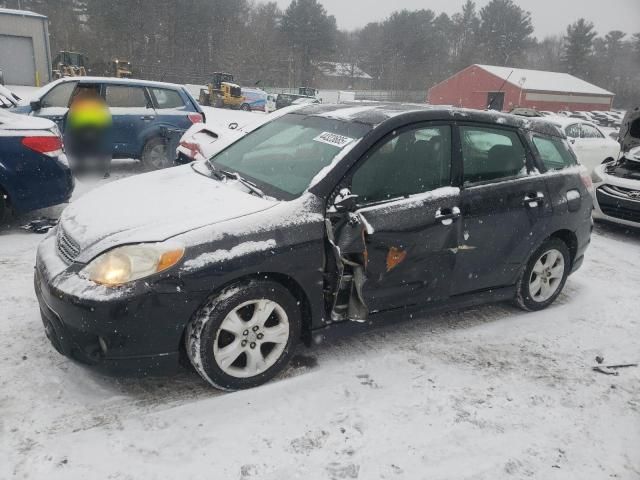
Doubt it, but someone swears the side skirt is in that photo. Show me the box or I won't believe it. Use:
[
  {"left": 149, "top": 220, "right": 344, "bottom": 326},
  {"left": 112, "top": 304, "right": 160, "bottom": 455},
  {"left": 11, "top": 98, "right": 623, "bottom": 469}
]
[{"left": 310, "top": 286, "right": 516, "bottom": 344}]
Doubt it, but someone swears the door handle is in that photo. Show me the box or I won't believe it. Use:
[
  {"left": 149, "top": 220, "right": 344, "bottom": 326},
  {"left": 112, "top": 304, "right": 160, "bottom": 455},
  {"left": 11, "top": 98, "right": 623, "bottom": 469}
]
[
  {"left": 140, "top": 115, "right": 155, "bottom": 121},
  {"left": 524, "top": 192, "right": 545, "bottom": 208},
  {"left": 435, "top": 206, "right": 461, "bottom": 225}
]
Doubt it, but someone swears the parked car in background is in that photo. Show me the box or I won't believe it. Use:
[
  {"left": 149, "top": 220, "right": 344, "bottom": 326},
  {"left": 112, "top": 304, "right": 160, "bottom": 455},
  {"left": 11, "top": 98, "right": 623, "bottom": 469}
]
[
  {"left": 0, "top": 85, "right": 20, "bottom": 109},
  {"left": 36, "top": 104, "right": 592, "bottom": 390},
  {"left": 176, "top": 104, "right": 303, "bottom": 165},
  {"left": 509, "top": 107, "right": 543, "bottom": 117},
  {"left": 591, "top": 109, "right": 640, "bottom": 228},
  {"left": 239, "top": 88, "right": 267, "bottom": 112},
  {"left": 0, "top": 110, "right": 73, "bottom": 223},
  {"left": 548, "top": 117, "right": 620, "bottom": 171},
  {"left": 12, "top": 77, "right": 205, "bottom": 169}
]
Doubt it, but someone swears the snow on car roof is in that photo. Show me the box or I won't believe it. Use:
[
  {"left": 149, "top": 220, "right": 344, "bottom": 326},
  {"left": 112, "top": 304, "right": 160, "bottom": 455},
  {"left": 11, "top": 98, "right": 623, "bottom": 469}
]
[
  {"left": 476, "top": 64, "right": 614, "bottom": 96},
  {"left": 0, "top": 7, "right": 47, "bottom": 19},
  {"left": 292, "top": 103, "right": 565, "bottom": 138},
  {"left": 50, "top": 76, "right": 187, "bottom": 90}
]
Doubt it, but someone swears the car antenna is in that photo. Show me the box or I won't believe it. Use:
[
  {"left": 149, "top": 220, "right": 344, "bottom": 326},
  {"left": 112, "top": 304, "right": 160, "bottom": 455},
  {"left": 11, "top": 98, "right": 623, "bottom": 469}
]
[{"left": 487, "top": 69, "right": 513, "bottom": 110}]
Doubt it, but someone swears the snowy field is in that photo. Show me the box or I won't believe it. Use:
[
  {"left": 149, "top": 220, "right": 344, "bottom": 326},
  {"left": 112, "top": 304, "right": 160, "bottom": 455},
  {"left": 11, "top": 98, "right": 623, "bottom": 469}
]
[{"left": 1, "top": 107, "right": 639, "bottom": 479}]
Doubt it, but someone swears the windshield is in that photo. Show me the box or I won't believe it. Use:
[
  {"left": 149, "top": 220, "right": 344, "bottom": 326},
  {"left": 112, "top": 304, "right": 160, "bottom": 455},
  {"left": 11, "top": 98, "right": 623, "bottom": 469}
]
[{"left": 209, "top": 114, "right": 370, "bottom": 198}]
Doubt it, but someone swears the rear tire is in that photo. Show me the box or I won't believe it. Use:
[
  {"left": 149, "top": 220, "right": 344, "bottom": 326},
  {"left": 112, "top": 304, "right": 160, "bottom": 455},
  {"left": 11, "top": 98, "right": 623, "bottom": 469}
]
[
  {"left": 516, "top": 238, "right": 570, "bottom": 311},
  {"left": 185, "top": 280, "right": 301, "bottom": 391},
  {"left": 241, "top": 103, "right": 251, "bottom": 112},
  {"left": 141, "top": 137, "right": 170, "bottom": 170}
]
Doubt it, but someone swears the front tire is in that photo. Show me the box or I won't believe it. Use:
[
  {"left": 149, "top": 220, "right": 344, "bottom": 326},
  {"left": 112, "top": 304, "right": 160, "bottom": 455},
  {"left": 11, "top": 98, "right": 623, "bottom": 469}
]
[
  {"left": 516, "top": 238, "right": 570, "bottom": 311},
  {"left": 185, "top": 281, "right": 301, "bottom": 390},
  {"left": 141, "top": 137, "right": 170, "bottom": 170},
  {"left": 241, "top": 103, "right": 251, "bottom": 112}
]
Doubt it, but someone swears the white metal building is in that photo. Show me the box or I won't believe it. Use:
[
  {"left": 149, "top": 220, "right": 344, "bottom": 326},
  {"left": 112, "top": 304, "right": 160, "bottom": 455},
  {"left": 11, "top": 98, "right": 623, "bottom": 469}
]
[{"left": 0, "top": 8, "right": 51, "bottom": 86}]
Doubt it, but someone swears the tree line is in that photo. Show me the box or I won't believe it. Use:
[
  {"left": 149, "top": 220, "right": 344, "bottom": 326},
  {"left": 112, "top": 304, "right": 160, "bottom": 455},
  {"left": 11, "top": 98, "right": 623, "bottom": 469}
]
[{"left": 1, "top": 0, "right": 639, "bottom": 107}]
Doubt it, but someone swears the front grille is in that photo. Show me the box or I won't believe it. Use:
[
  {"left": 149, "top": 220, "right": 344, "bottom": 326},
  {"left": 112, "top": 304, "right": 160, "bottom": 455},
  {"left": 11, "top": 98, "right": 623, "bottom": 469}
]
[
  {"left": 597, "top": 185, "right": 640, "bottom": 224},
  {"left": 56, "top": 226, "right": 81, "bottom": 264}
]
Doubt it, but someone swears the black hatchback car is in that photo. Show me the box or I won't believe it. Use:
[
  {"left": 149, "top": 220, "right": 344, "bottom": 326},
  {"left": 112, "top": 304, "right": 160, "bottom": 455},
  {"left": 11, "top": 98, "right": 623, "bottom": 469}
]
[{"left": 35, "top": 104, "right": 593, "bottom": 390}]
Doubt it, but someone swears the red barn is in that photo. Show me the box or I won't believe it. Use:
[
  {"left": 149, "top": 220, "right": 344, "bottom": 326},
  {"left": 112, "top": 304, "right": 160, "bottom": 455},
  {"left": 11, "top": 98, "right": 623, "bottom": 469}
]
[{"left": 427, "top": 64, "right": 614, "bottom": 112}]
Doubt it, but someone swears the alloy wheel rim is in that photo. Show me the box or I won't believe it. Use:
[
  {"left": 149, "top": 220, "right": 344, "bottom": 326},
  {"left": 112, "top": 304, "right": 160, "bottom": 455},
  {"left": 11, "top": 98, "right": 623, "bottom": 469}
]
[
  {"left": 213, "top": 299, "right": 290, "bottom": 378},
  {"left": 148, "top": 144, "right": 167, "bottom": 168},
  {"left": 529, "top": 249, "right": 565, "bottom": 302}
]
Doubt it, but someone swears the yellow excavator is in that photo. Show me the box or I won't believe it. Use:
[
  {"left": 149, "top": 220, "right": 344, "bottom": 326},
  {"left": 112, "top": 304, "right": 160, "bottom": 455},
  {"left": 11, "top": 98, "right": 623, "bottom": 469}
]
[{"left": 199, "top": 72, "right": 245, "bottom": 109}]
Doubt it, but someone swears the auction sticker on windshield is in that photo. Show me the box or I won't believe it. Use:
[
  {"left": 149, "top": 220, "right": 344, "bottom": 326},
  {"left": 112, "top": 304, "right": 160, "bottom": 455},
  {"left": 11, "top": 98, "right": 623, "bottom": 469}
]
[{"left": 313, "top": 132, "right": 355, "bottom": 148}]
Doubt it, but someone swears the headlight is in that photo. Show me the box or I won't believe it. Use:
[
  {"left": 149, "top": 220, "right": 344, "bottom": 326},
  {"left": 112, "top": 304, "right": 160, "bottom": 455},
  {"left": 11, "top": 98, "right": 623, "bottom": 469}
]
[{"left": 83, "top": 242, "right": 184, "bottom": 286}]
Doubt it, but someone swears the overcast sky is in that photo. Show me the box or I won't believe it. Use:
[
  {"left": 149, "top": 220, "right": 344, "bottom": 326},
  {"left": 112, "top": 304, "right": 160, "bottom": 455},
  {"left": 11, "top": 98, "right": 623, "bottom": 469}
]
[{"left": 273, "top": 0, "right": 639, "bottom": 38}]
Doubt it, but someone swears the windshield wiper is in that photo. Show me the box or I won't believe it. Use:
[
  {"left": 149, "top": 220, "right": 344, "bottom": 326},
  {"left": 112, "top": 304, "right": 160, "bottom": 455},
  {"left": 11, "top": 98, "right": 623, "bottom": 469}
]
[{"left": 213, "top": 168, "right": 266, "bottom": 198}]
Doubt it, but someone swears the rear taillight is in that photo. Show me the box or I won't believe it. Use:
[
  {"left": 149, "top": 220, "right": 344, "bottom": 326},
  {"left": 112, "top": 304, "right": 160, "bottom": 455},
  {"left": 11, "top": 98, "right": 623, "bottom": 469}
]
[
  {"left": 179, "top": 140, "right": 201, "bottom": 159},
  {"left": 579, "top": 167, "right": 593, "bottom": 190},
  {"left": 188, "top": 113, "right": 204, "bottom": 124},
  {"left": 21, "top": 136, "right": 63, "bottom": 157}
]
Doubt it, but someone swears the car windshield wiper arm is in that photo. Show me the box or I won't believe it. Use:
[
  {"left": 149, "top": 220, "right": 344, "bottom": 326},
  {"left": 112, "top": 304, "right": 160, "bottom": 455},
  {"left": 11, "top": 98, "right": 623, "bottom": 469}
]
[{"left": 217, "top": 169, "right": 266, "bottom": 198}]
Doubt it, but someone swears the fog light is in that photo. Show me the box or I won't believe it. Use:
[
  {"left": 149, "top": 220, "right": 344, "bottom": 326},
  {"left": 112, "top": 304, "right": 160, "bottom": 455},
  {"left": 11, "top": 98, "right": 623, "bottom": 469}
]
[{"left": 98, "top": 336, "right": 108, "bottom": 354}]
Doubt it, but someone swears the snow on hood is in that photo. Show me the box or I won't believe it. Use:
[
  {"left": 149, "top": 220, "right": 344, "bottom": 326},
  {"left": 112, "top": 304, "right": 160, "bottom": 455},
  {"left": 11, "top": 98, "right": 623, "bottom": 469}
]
[
  {"left": 60, "top": 164, "right": 278, "bottom": 262},
  {"left": 0, "top": 109, "right": 57, "bottom": 132},
  {"left": 618, "top": 108, "right": 640, "bottom": 153}
]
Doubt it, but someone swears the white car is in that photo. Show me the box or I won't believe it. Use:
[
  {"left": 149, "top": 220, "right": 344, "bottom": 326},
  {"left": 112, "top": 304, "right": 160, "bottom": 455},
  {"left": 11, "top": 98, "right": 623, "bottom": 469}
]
[
  {"left": 176, "top": 104, "right": 303, "bottom": 164},
  {"left": 549, "top": 117, "right": 620, "bottom": 171},
  {"left": 591, "top": 109, "right": 640, "bottom": 228}
]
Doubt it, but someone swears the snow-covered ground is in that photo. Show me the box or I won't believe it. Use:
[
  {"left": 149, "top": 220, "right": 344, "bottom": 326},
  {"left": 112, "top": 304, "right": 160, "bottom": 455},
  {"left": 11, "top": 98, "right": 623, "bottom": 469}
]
[{"left": 1, "top": 106, "right": 640, "bottom": 479}]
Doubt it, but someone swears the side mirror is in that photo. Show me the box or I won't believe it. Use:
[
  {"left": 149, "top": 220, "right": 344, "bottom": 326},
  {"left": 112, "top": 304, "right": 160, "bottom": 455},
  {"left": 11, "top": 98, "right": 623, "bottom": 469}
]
[
  {"left": 30, "top": 99, "right": 42, "bottom": 111},
  {"left": 332, "top": 188, "right": 359, "bottom": 213}
]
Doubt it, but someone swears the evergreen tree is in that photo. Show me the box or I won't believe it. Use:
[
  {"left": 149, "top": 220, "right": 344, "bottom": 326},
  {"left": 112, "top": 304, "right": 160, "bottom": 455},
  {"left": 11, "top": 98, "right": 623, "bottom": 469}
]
[
  {"left": 477, "top": 0, "right": 533, "bottom": 66},
  {"left": 562, "top": 18, "right": 597, "bottom": 77}
]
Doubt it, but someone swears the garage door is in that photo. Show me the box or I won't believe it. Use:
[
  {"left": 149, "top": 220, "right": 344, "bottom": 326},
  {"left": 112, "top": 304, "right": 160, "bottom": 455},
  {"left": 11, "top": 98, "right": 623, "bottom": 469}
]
[{"left": 0, "top": 35, "right": 36, "bottom": 86}]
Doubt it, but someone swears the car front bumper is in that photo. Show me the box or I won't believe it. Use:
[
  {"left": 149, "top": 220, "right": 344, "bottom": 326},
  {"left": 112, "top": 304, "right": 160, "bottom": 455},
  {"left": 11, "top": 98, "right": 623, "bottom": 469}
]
[
  {"left": 592, "top": 180, "right": 640, "bottom": 229},
  {"left": 34, "top": 235, "right": 204, "bottom": 376}
]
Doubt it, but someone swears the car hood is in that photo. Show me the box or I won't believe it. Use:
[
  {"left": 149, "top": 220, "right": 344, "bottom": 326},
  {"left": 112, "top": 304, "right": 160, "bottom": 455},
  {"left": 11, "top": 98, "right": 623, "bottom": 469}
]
[
  {"left": 60, "top": 165, "right": 278, "bottom": 262},
  {"left": 0, "top": 109, "right": 56, "bottom": 131},
  {"left": 619, "top": 108, "right": 640, "bottom": 153}
]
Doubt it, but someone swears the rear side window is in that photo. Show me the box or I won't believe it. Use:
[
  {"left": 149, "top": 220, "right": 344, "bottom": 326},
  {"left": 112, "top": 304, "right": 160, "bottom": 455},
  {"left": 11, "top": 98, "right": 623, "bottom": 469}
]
[
  {"left": 150, "top": 88, "right": 185, "bottom": 109},
  {"left": 532, "top": 136, "right": 577, "bottom": 170},
  {"left": 105, "top": 85, "right": 149, "bottom": 108},
  {"left": 460, "top": 126, "right": 527, "bottom": 184},
  {"left": 42, "top": 82, "right": 77, "bottom": 108},
  {"left": 581, "top": 124, "right": 604, "bottom": 139}
]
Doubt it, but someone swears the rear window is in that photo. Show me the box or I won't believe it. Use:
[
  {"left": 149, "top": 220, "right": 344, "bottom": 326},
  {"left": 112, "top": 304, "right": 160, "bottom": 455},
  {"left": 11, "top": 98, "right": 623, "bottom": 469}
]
[
  {"left": 105, "top": 85, "right": 148, "bottom": 108},
  {"left": 532, "top": 136, "right": 577, "bottom": 170},
  {"left": 150, "top": 88, "right": 185, "bottom": 109}
]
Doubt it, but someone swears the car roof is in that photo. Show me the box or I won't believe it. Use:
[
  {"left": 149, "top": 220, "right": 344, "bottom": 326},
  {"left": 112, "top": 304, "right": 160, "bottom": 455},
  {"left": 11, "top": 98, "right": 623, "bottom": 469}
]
[
  {"left": 50, "top": 76, "right": 187, "bottom": 90},
  {"left": 291, "top": 103, "right": 565, "bottom": 137}
]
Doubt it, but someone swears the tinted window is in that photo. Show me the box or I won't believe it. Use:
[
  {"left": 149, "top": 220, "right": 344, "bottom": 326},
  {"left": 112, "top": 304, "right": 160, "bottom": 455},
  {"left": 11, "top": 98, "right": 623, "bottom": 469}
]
[
  {"left": 150, "top": 88, "right": 184, "bottom": 109},
  {"left": 41, "top": 82, "right": 77, "bottom": 108},
  {"left": 105, "top": 85, "right": 148, "bottom": 108},
  {"left": 581, "top": 124, "right": 604, "bottom": 139},
  {"left": 461, "top": 126, "right": 527, "bottom": 184},
  {"left": 351, "top": 126, "right": 451, "bottom": 204},
  {"left": 565, "top": 124, "right": 581, "bottom": 138},
  {"left": 532, "top": 136, "right": 577, "bottom": 170}
]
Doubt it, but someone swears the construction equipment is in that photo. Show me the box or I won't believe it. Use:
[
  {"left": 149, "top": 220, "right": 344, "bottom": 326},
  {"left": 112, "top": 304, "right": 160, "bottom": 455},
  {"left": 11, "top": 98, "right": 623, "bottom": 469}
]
[
  {"left": 52, "top": 51, "right": 89, "bottom": 79},
  {"left": 107, "top": 59, "right": 132, "bottom": 78},
  {"left": 199, "top": 72, "right": 244, "bottom": 109}
]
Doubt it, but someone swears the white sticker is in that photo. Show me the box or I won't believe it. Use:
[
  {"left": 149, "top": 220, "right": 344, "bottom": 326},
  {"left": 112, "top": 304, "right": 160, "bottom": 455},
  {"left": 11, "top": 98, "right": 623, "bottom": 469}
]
[{"left": 313, "top": 132, "right": 354, "bottom": 148}]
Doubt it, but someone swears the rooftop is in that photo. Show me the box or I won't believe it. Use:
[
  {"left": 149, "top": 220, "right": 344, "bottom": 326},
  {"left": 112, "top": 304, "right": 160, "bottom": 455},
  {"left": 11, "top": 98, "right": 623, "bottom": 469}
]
[
  {"left": 0, "top": 7, "right": 47, "bottom": 19},
  {"left": 476, "top": 64, "right": 614, "bottom": 96},
  {"left": 316, "top": 62, "right": 373, "bottom": 80}
]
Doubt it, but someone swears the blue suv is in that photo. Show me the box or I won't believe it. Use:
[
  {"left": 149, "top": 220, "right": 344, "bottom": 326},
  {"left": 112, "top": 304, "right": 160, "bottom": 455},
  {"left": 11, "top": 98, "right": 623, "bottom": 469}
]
[{"left": 13, "top": 77, "right": 205, "bottom": 169}]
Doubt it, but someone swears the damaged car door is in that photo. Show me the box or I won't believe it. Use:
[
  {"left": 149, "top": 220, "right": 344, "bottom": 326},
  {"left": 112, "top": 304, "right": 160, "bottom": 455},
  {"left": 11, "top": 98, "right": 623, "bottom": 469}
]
[{"left": 328, "top": 124, "right": 460, "bottom": 318}]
